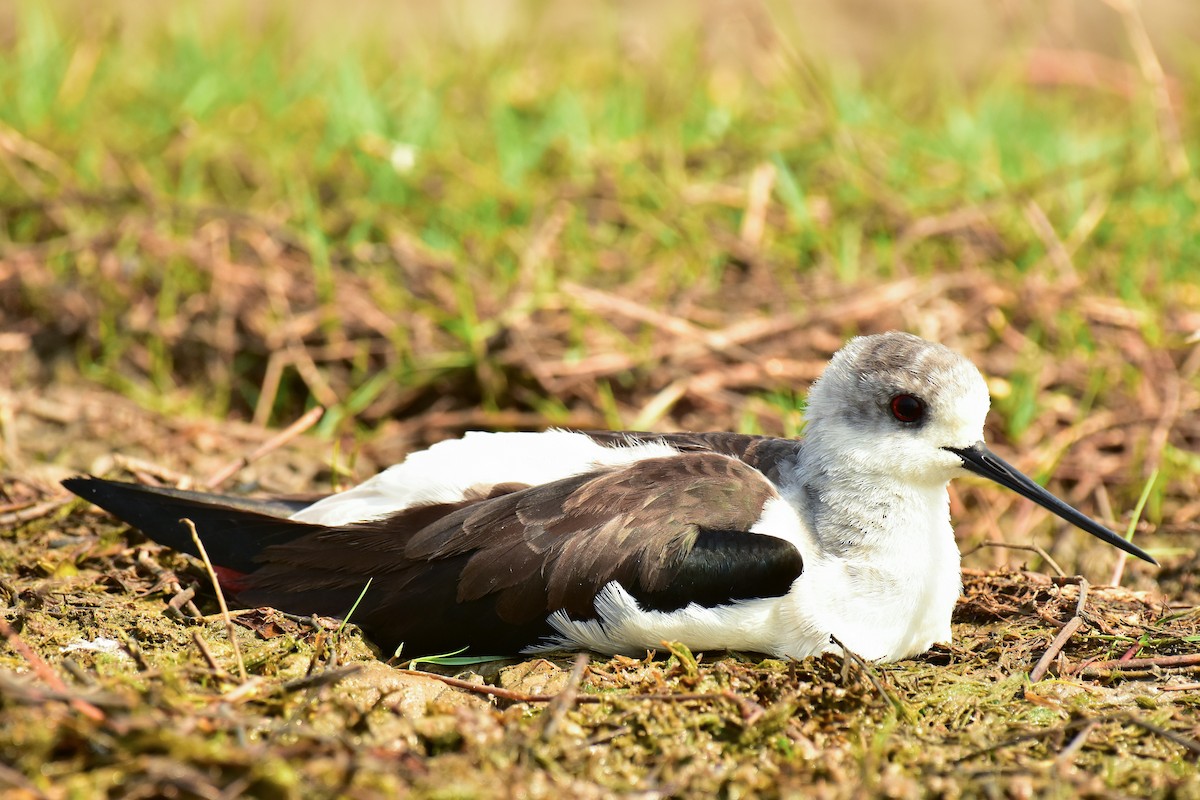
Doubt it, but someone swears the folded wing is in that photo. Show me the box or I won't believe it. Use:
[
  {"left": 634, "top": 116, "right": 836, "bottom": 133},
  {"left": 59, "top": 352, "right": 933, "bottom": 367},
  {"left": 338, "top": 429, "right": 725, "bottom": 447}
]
[{"left": 64, "top": 451, "right": 804, "bottom": 656}]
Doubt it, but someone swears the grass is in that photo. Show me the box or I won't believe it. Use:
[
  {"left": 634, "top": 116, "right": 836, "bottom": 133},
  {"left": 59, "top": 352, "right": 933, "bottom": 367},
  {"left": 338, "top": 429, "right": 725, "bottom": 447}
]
[
  {"left": 2, "top": 0, "right": 1200, "bottom": 797},
  {"left": 5, "top": 2, "right": 1195, "bottom": 440}
]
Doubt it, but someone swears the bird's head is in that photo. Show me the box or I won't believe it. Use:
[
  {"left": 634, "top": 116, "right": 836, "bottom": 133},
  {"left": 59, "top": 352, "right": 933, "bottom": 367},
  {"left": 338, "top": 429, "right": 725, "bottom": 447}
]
[{"left": 805, "top": 331, "right": 1155, "bottom": 564}]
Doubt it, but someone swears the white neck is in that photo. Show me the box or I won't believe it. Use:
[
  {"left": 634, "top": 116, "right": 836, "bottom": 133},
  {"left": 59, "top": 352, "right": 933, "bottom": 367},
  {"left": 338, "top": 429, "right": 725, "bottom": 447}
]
[{"left": 772, "top": 440, "right": 964, "bottom": 661}]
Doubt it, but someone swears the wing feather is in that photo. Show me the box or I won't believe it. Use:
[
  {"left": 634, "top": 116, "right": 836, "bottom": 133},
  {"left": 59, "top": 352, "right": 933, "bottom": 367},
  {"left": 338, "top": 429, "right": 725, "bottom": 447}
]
[{"left": 68, "top": 442, "right": 806, "bottom": 656}]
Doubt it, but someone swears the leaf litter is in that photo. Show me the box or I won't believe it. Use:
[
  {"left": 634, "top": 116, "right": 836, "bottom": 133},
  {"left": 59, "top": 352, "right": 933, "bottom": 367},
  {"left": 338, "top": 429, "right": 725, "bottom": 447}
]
[
  {"left": 2, "top": 313, "right": 1199, "bottom": 797},
  {"left": 2, "top": 5, "right": 1199, "bottom": 789}
]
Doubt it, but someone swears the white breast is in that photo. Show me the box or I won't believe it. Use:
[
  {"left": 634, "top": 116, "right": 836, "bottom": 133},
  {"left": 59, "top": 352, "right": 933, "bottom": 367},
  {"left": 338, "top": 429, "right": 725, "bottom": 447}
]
[{"left": 781, "top": 483, "right": 962, "bottom": 662}]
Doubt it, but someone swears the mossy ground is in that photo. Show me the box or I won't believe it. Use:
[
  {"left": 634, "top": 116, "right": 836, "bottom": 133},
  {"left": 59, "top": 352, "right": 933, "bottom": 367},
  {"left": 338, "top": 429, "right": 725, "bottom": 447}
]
[{"left": 3, "top": 2, "right": 1200, "bottom": 797}]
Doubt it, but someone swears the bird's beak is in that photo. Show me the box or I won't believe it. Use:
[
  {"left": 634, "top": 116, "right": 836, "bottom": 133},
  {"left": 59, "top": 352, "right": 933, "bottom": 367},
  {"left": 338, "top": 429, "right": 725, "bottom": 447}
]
[{"left": 946, "top": 442, "right": 1158, "bottom": 566}]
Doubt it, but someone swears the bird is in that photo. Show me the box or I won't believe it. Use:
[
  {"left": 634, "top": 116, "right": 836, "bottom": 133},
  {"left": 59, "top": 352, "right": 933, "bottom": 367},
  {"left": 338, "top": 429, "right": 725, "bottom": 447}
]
[{"left": 62, "top": 332, "right": 1156, "bottom": 664}]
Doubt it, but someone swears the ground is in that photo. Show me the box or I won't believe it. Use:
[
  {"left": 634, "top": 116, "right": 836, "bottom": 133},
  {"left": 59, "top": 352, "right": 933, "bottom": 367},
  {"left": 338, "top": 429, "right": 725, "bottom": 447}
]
[{"left": 2, "top": 2, "right": 1200, "bottom": 798}]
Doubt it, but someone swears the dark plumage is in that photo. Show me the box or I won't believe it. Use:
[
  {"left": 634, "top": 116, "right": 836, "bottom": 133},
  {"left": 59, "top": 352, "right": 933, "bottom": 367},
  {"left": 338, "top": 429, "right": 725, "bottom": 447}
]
[{"left": 62, "top": 450, "right": 805, "bottom": 656}]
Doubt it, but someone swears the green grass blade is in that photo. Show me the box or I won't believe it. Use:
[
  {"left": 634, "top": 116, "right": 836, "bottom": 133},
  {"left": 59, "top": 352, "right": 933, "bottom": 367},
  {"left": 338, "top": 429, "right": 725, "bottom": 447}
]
[{"left": 335, "top": 577, "right": 373, "bottom": 637}]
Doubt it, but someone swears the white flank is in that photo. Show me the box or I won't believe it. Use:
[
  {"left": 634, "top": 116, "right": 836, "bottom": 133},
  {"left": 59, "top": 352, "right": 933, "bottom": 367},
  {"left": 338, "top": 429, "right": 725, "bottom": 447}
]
[
  {"left": 747, "top": 496, "right": 807, "bottom": 551},
  {"left": 291, "top": 430, "right": 680, "bottom": 525},
  {"left": 533, "top": 582, "right": 799, "bottom": 657}
]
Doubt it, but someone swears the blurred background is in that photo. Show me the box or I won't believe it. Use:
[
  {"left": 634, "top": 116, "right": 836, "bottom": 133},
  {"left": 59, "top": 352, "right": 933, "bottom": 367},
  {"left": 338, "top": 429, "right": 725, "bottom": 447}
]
[{"left": 1, "top": 0, "right": 1198, "bottom": 582}]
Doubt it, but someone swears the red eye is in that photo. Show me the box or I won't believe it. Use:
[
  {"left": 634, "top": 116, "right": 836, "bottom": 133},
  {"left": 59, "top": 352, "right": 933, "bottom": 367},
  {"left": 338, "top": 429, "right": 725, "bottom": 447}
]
[{"left": 890, "top": 394, "right": 925, "bottom": 423}]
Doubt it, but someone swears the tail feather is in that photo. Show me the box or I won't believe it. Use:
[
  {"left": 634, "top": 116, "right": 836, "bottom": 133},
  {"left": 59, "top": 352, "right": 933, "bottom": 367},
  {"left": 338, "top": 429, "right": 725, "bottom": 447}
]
[{"left": 62, "top": 477, "right": 322, "bottom": 574}]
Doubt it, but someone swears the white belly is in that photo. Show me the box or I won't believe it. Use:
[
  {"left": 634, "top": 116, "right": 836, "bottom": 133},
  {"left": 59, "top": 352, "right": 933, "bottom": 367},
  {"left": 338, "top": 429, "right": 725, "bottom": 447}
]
[
  {"left": 784, "top": 543, "right": 962, "bottom": 662},
  {"left": 534, "top": 495, "right": 962, "bottom": 663}
]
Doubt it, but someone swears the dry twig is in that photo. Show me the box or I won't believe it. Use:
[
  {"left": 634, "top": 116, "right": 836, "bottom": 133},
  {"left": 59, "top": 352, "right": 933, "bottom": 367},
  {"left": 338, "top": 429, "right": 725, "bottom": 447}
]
[
  {"left": 1054, "top": 718, "right": 1099, "bottom": 773},
  {"left": 110, "top": 454, "right": 193, "bottom": 486},
  {"left": 541, "top": 653, "right": 590, "bottom": 740},
  {"left": 0, "top": 672, "right": 129, "bottom": 713},
  {"left": 184, "top": 518, "right": 248, "bottom": 681},
  {"left": 1074, "top": 652, "right": 1200, "bottom": 677},
  {"left": 0, "top": 614, "right": 106, "bottom": 722},
  {"left": 396, "top": 667, "right": 766, "bottom": 719},
  {"left": 959, "top": 712, "right": 1200, "bottom": 764},
  {"left": 1101, "top": 0, "right": 1190, "bottom": 178},
  {"left": 191, "top": 631, "right": 229, "bottom": 679},
  {"left": 721, "top": 690, "right": 767, "bottom": 726},
  {"left": 204, "top": 405, "right": 324, "bottom": 489},
  {"left": 0, "top": 760, "right": 47, "bottom": 799},
  {"left": 0, "top": 496, "right": 72, "bottom": 528},
  {"left": 739, "top": 162, "right": 776, "bottom": 249},
  {"left": 960, "top": 541, "right": 1066, "bottom": 578},
  {"left": 280, "top": 664, "right": 363, "bottom": 693},
  {"left": 137, "top": 550, "right": 203, "bottom": 618},
  {"left": 1029, "top": 578, "right": 1089, "bottom": 683},
  {"left": 831, "top": 634, "right": 904, "bottom": 714},
  {"left": 1125, "top": 714, "right": 1200, "bottom": 757}
]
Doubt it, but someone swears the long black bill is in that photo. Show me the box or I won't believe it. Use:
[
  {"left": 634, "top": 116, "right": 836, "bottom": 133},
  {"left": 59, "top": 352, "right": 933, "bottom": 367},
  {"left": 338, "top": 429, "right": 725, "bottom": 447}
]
[{"left": 946, "top": 442, "right": 1158, "bottom": 566}]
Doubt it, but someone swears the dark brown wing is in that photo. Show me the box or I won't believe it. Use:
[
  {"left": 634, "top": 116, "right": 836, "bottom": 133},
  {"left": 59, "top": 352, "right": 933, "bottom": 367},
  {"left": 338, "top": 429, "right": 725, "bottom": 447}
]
[
  {"left": 65, "top": 451, "right": 805, "bottom": 657},
  {"left": 242, "top": 452, "right": 803, "bottom": 655}
]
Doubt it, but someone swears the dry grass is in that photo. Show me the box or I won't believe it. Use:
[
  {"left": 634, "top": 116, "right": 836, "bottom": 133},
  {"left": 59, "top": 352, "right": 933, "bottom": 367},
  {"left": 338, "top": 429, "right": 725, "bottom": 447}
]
[
  {"left": 2, "top": 444, "right": 1199, "bottom": 797},
  {"left": 2, "top": 1, "right": 1200, "bottom": 796}
]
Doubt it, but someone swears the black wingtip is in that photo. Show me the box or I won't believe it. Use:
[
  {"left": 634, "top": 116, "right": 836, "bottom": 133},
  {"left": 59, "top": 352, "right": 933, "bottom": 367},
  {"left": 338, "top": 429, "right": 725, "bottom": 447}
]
[
  {"left": 62, "top": 475, "right": 102, "bottom": 499},
  {"left": 62, "top": 475, "right": 199, "bottom": 555},
  {"left": 62, "top": 475, "right": 320, "bottom": 573},
  {"left": 61, "top": 475, "right": 133, "bottom": 510}
]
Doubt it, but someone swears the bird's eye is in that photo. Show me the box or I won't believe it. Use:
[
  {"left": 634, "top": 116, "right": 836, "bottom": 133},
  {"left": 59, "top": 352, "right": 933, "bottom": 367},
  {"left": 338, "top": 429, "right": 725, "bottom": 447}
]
[{"left": 890, "top": 394, "right": 926, "bottom": 423}]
